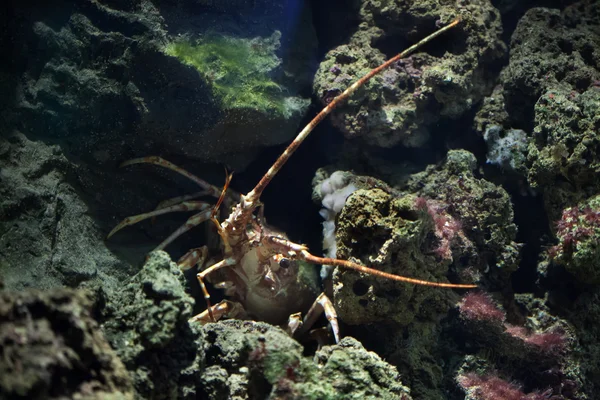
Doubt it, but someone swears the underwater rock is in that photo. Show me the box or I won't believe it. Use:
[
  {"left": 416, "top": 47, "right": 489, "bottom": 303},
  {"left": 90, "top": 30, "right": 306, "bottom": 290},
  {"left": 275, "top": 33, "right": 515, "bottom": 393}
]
[
  {"left": 314, "top": 151, "right": 518, "bottom": 398},
  {"left": 501, "top": 5, "right": 600, "bottom": 128},
  {"left": 475, "top": 3, "right": 600, "bottom": 221},
  {"left": 312, "top": 169, "right": 398, "bottom": 279},
  {"left": 457, "top": 292, "right": 572, "bottom": 363},
  {"left": 404, "top": 150, "right": 520, "bottom": 282},
  {"left": 101, "top": 251, "right": 202, "bottom": 400},
  {"left": 0, "top": 287, "right": 134, "bottom": 399},
  {"left": 549, "top": 194, "right": 600, "bottom": 284},
  {"left": 201, "top": 319, "right": 413, "bottom": 400},
  {"left": 0, "top": 132, "right": 133, "bottom": 291},
  {"left": 10, "top": 0, "right": 315, "bottom": 170},
  {"left": 332, "top": 187, "right": 463, "bottom": 326},
  {"left": 13, "top": 2, "right": 163, "bottom": 146},
  {"left": 473, "top": 84, "right": 510, "bottom": 136},
  {"left": 313, "top": 0, "right": 505, "bottom": 148},
  {"left": 455, "top": 292, "right": 582, "bottom": 399},
  {"left": 566, "top": 287, "right": 600, "bottom": 397},
  {"left": 310, "top": 336, "right": 412, "bottom": 400},
  {"left": 527, "top": 87, "right": 600, "bottom": 221},
  {"left": 312, "top": 171, "right": 462, "bottom": 398}
]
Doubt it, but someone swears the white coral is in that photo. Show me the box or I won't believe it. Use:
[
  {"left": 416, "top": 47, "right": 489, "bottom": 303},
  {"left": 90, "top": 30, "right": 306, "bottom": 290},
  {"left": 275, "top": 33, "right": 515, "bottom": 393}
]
[{"left": 317, "top": 171, "right": 357, "bottom": 279}]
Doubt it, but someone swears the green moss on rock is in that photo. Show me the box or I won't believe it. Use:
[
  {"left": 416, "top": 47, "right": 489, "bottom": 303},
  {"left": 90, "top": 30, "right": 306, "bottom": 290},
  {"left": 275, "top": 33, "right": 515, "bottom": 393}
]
[
  {"left": 201, "top": 320, "right": 412, "bottom": 399},
  {"left": 164, "top": 31, "right": 288, "bottom": 116}
]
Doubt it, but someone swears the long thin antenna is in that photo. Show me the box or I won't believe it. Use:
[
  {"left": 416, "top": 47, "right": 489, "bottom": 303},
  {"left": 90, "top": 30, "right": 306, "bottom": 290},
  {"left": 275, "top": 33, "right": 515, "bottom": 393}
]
[
  {"left": 301, "top": 251, "right": 477, "bottom": 289},
  {"left": 245, "top": 18, "right": 461, "bottom": 204}
]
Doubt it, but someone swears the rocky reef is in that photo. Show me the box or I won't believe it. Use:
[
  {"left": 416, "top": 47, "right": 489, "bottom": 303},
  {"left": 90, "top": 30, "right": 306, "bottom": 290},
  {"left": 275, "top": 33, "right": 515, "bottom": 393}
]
[
  {"left": 0, "top": 287, "right": 134, "bottom": 399},
  {"left": 313, "top": 0, "right": 505, "bottom": 147},
  {"left": 2, "top": 0, "right": 600, "bottom": 399}
]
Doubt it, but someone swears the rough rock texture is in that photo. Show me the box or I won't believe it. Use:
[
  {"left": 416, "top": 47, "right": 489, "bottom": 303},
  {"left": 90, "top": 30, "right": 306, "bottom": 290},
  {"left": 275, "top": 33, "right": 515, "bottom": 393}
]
[
  {"left": 313, "top": 0, "right": 505, "bottom": 148},
  {"left": 0, "top": 287, "right": 133, "bottom": 400},
  {"left": 403, "top": 150, "right": 520, "bottom": 283},
  {"left": 475, "top": 4, "right": 600, "bottom": 221},
  {"left": 0, "top": 132, "right": 134, "bottom": 290},
  {"left": 527, "top": 87, "right": 600, "bottom": 221},
  {"left": 333, "top": 188, "right": 462, "bottom": 326},
  {"left": 317, "top": 151, "right": 518, "bottom": 399},
  {"left": 567, "top": 287, "right": 600, "bottom": 397},
  {"left": 312, "top": 167, "right": 477, "bottom": 326},
  {"left": 455, "top": 292, "right": 582, "bottom": 399},
  {"left": 549, "top": 194, "right": 600, "bottom": 284},
  {"left": 311, "top": 336, "right": 412, "bottom": 400},
  {"left": 101, "top": 251, "right": 202, "bottom": 400},
  {"left": 11, "top": 0, "right": 315, "bottom": 169},
  {"left": 501, "top": 5, "right": 600, "bottom": 128},
  {"left": 201, "top": 319, "right": 413, "bottom": 400}
]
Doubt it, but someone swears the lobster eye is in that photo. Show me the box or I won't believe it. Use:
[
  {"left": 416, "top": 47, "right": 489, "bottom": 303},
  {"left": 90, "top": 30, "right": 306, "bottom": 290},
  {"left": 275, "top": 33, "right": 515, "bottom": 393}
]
[{"left": 279, "top": 258, "right": 291, "bottom": 269}]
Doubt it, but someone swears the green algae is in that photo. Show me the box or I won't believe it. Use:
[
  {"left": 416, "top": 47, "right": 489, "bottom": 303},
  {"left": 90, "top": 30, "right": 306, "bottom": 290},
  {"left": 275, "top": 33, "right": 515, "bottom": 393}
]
[
  {"left": 164, "top": 31, "right": 287, "bottom": 116},
  {"left": 256, "top": 334, "right": 411, "bottom": 399},
  {"left": 551, "top": 195, "right": 600, "bottom": 283}
]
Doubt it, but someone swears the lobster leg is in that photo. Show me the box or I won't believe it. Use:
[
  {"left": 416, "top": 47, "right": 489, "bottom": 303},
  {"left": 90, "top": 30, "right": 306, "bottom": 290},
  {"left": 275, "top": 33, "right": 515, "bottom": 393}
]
[
  {"left": 189, "top": 300, "right": 247, "bottom": 324},
  {"left": 286, "top": 312, "right": 303, "bottom": 337},
  {"left": 196, "top": 257, "right": 237, "bottom": 321},
  {"left": 107, "top": 201, "right": 212, "bottom": 239},
  {"left": 177, "top": 245, "right": 209, "bottom": 271},
  {"left": 110, "top": 159, "right": 238, "bottom": 250},
  {"left": 295, "top": 292, "right": 340, "bottom": 343},
  {"left": 155, "top": 190, "right": 209, "bottom": 210},
  {"left": 120, "top": 156, "right": 240, "bottom": 200},
  {"left": 153, "top": 209, "right": 214, "bottom": 251}
]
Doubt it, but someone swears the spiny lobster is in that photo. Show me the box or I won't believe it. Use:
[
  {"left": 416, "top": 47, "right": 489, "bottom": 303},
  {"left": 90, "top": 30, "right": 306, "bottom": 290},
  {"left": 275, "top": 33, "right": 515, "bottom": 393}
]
[{"left": 108, "top": 18, "right": 476, "bottom": 343}]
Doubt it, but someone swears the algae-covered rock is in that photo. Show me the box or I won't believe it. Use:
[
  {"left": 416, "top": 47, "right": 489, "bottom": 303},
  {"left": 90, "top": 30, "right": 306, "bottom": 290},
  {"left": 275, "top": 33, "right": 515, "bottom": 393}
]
[
  {"left": 201, "top": 320, "right": 412, "bottom": 400},
  {"left": 10, "top": 0, "right": 315, "bottom": 171},
  {"left": 313, "top": 0, "right": 505, "bottom": 148},
  {"left": 165, "top": 31, "right": 301, "bottom": 118},
  {"left": 527, "top": 88, "right": 600, "bottom": 221},
  {"left": 101, "top": 251, "right": 202, "bottom": 400},
  {"left": 475, "top": 4, "right": 600, "bottom": 221},
  {"left": 312, "top": 152, "right": 519, "bottom": 398},
  {"left": 0, "top": 287, "right": 133, "bottom": 400},
  {"left": 160, "top": 28, "right": 311, "bottom": 167},
  {"left": 455, "top": 292, "right": 582, "bottom": 399},
  {"left": 200, "top": 319, "right": 302, "bottom": 399},
  {"left": 325, "top": 150, "right": 517, "bottom": 325},
  {"left": 308, "top": 337, "right": 412, "bottom": 400},
  {"left": 405, "top": 150, "right": 520, "bottom": 280},
  {"left": 327, "top": 151, "right": 518, "bottom": 325},
  {"left": 501, "top": 6, "right": 600, "bottom": 127},
  {"left": 333, "top": 188, "right": 464, "bottom": 326},
  {"left": 550, "top": 195, "right": 600, "bottom": 284},
  {"left": 567, "top": 287, "right": 600, "bottom": 397}
]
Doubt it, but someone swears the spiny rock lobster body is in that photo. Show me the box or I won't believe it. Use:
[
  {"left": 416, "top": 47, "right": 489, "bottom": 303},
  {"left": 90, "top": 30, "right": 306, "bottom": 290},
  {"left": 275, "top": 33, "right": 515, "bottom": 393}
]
[{"left": 108, "top": 18, "right": 475, "bottom": 342}]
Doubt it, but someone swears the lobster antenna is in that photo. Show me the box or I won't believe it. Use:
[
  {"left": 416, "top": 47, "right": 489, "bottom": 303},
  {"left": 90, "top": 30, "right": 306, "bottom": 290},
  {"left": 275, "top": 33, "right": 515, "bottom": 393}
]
[
  {"left": 301, "top": 251, "right": 477, "bottom": 289},
  {"left": 245, "top": 18, "right": 461, "bottom": 204},
  {"left": 268, "top": 236, "right": 477, "bottom": 289}
]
